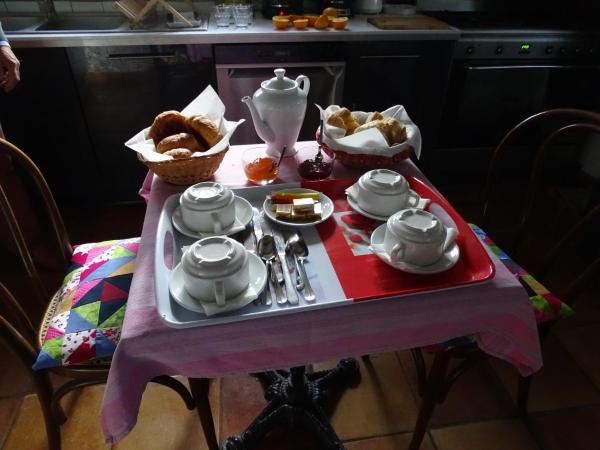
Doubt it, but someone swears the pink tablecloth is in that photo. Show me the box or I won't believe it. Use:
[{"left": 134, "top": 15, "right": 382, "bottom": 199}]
[{"left": 101, "top": 142, "right": 541, "bottom": 444}]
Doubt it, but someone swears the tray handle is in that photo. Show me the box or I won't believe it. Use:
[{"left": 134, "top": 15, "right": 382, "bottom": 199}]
[{"left": 154, "top": 196, "right": 180, "bottom": 323}]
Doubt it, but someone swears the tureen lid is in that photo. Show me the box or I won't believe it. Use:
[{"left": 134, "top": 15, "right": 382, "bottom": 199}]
[
  {"left": 180, "top": 182, "right": 233, "bottom": 211},
  {"left": 389, "top": 209, "right": 445, "bottom": 243},
  {"left": 359, "top": 169, "right": 408, "bottom": 195},
  {"left": 261, "top": 68, "right": 297, "bottom": 92},
  {"left": 182, "top": 236, "right": 247, "bottom": 278}
]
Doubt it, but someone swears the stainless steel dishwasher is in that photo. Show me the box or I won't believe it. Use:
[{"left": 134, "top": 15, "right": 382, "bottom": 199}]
[{"left": 215, "top": 44, "right": 346, "bottom": 146}]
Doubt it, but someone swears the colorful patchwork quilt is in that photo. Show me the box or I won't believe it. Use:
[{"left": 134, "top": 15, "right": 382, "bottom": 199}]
[{"left": 33, "top": 238, "right": 140, "bottom": 370}]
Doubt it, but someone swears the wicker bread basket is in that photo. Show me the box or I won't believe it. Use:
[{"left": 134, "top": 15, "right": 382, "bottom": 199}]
[
  {"left": 138, "top": 147, "right": 228, "bottom": 185},
  {"left": 317, "top": 130, "right": 413, "bottom": 169}
]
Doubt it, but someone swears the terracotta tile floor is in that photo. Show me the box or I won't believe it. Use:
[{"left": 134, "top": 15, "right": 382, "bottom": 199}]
[{"left": 1, "top": 185, "right": 599, "bottom": 449}]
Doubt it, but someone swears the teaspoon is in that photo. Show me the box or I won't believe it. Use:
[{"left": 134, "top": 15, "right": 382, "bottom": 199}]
[
  {"left": 257, "top": 235, "right": 286, "bottom": 305},
  {"left": 287, "top": 233, "right": 316, "bottom": 302}
]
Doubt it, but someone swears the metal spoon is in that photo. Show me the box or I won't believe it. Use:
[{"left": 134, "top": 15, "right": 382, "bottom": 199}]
[
  {"left": 286, "top": 233, "right": 316, "bottom": 302},
  {"left": 257, "top": 235, "right": 286, "bottom": 305},
  {"left": 285, "top": 240, "right": 304, "bottom": 290}
]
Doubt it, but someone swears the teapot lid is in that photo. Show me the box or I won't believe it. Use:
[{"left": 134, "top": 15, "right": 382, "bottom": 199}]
[{"left": 261, "top": 68, "right": 297, "bottom": 92}]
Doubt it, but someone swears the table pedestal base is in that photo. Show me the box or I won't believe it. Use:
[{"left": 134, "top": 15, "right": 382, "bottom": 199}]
[{"left": 224, "top": 358, "right": 360, "bottom": 450}]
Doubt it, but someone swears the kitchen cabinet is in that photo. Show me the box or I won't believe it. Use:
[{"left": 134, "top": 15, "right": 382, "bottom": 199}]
[
  {"left": 0, "top": 48, "right": 96, "bottom": 201},
  {"left": 344, "top": 41, "right": 454, "bottom": 170},
  {"left": 67, "top": 44, "right": 216, "bottom": 203}
]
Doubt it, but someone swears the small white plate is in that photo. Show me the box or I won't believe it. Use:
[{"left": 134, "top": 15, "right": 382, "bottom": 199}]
[
  {"left": 263, "top": 188, "right": 334, "bottom": 227},
  {"left": 168, "top": 253, "right": 267, "bottom": 315},
  {"left": 369, "top": 224, "right": 460, "bottom": 274},
  {"left": 172, "top": 196, "right": 253, "bottom": 239},
  {"left": 346, "top": 184, "right": 429, "bottom": 222}
]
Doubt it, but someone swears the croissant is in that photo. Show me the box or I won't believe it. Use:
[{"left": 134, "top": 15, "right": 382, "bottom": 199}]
[
  {"left": 157, "top": 132, "right": 203, "bottom": 153},
  {"left": 164, "top": 148, "right": 193, "bottom": 159},
  {"left": 148, "top": 111, "right": 188, "bottom": 144},
  {"left": 186, "top": 115, "right": 222, "bottom": 148}
]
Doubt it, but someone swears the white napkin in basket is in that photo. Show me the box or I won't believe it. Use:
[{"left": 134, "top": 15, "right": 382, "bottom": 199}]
[
  {"left": 316, "top": 104, "right": 422, "bottom": 159},
  {"left": 126, "top": 85, "right": 245, "bottom": 163}
]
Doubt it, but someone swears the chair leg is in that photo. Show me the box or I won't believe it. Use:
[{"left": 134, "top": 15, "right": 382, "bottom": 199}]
[
  {"left": 33, "top": 372, "right": 62, "bottom": 450},
  {"left": 188, "top": 378, "right": 219, "bottom": 450},
  {"left": 410, "top": 348, "right": 427, "bottom": 397},
  {"left": 517, "top": 375, "right": 532, "bottom": 417},
  {"left": 409, "top": 351, "right": 451, "bottom": 450},
  {"left": 151, "top": 375, "right": 195, "bottom": 410}
]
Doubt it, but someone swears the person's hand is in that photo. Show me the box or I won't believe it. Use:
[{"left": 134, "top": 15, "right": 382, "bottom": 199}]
[{"left": 0, "top": 46, "right": 20, "bottom": 92}]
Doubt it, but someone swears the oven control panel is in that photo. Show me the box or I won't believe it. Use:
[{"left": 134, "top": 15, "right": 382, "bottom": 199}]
[{"left": 456, "top": 37, "right": 600, "bottom": 60}]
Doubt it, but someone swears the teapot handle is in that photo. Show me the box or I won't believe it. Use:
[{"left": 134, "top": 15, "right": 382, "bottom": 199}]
[{"left": 296, "top": 75, "right": 310, "bottom": 97}]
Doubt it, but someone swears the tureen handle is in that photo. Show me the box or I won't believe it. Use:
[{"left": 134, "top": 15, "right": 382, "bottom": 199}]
[{"left": 296, "top": 75, "right": 310, "bottom": 97}]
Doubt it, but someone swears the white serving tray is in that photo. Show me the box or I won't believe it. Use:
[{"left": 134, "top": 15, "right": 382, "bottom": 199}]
[{"left": 154, "top": 183, "right": 350, "bottom": 328}]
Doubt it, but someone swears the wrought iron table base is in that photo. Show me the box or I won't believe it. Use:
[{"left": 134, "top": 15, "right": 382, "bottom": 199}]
[{"left": 223, "top": 358, "right": 360, "bottom": 450}]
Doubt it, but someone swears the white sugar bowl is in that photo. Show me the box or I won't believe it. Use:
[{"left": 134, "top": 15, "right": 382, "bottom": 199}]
[
  {"left": 181, "top": 236, "right": 250, "bottom": 306},
  {"left": 179, "top": 182, "right": 236, "bottom": 234},
  {"left": 357, "top": 169, "right": 420, "bottom": 216},
  {"left": 383, "top": 208, "right": 458, "bottom": 266}
]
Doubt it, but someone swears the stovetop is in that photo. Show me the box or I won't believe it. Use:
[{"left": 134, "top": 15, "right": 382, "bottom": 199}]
[{"left": 429, "top": 11, "right": 597, "bottom": 35}]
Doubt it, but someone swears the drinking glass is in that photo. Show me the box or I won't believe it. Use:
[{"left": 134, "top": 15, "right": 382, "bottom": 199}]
[
  {"left": 233, "top": 4, "right": 252, "bottom": 28},
  {"left": 214, "top": 4, "right": 232, "bottom": 27},
  {"left": 242, "top": 147, "right": 279, "bottom": 185}
]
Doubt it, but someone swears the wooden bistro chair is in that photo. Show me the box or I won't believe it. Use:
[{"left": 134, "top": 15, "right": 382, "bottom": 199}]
[
  {"left": 0, "top": 139, "right": 217, "bottom": 450},
  {"left": 408, "top": 109, "right": 600, "bottom": 450}
]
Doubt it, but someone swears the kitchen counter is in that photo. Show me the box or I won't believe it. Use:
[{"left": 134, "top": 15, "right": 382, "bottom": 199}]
[{"left": 5, "top": 14, "right": 460, "bottom": 48}]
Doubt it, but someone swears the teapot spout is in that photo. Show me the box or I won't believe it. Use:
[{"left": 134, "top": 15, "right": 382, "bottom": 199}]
[{"left": 242, "top": 96, "right": 275, "bottom": 143}]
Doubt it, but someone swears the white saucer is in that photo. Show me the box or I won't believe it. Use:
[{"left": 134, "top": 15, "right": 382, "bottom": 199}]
[
  {"left": 369, "top": 224, "right": 460, "bottom": 274},
  {"left": 172, "top": 196, "right": 253, "bottom": 239},
  {"left": 263, "top": 188, "right": 334, "bottom": 227},
  {"left": 168, "top": 253, "right": 267, "bottom": 316},
  {"left": 345, "top": 184, "right": 429, "bottom": 222}
]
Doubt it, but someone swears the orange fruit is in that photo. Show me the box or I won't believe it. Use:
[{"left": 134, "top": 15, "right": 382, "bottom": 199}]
[
  {"left": 331, "top": 17, "right": 348, "bottom": 30},
  {"left": 314, "top": 14, "right": 329, "bottom": 29},
  {"left": 305, "top": 15, "right": 319, "bottom": 26},
  {"left": 322, "top": 7, "right": 338, "bottom": 17},
  {"left": 293, "top": 19, "right": 309, "bottom": 30},
  {"left": 272, "top": 16, "right": 290, "bottom": 29}
]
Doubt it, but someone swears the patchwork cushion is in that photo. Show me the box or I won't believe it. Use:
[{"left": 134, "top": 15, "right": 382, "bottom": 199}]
[
  {"left": 33, "top": 238, "right": 140, "bottom": 370},
  {"left": 424, "top": 225, "right": 574, "bottom": 353}
]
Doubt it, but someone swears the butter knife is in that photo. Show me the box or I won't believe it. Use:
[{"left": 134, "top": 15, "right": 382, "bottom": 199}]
[
  {"left": 251, "top": 207, "right": 263, "bottom": 243},
  {"left": 272, "top": 229, "right": 299, "bottom": 305}
]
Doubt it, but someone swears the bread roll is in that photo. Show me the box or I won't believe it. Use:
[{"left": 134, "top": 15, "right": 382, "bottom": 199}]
[
  {"left": 354, "top": 117, "right": 407, "bottom": 146},
  {"left": 157, "top": 132, "right": 203, "bottom": 153},
  {"left": 148, "top": 111, "right": 188, "bottom": 144},
  {"left": 326, "top": 107, "right": 360, "bottom": 135},
  {"left": 383, "top": 117, "right": 407, "bottom": 145},
  {"left": 164, "top": 148, "right": 193, "bottom": 159},
  {"left": 186, "top": 115, "right": 222, "bottom": 148},
  {"left": 366, "top": 111, "right": 384, "bottom": 123}
]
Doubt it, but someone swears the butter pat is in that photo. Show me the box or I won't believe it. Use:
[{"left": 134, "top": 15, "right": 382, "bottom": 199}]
[
  {"left": 274, "top": 204, "right": 293, "bottom": 219},
  {"left": 292, "top": 202, "right": 323, "bottom": 221},
  {"left": 292, "top": 198, "right": 315, "bottom": 212}
]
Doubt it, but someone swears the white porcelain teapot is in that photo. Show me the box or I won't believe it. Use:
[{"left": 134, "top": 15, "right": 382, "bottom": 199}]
[{"left": 242, "top": 68, "right": 310, "bottom": 157}]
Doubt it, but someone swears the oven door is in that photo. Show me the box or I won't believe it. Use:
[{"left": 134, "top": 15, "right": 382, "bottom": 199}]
[{"left": 439, "top": 63, "right": 600, "bottom": 149}]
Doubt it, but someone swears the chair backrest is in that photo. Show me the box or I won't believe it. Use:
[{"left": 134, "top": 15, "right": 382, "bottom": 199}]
[
  {"left": 0, "top": 281, "right": 38, "bottom": 359},
  {"left": 0, "top": 139, "right": 73, "bottom": 310},
  {"left": 480, "top": 109, "right": 600, "bottom": 303}
]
